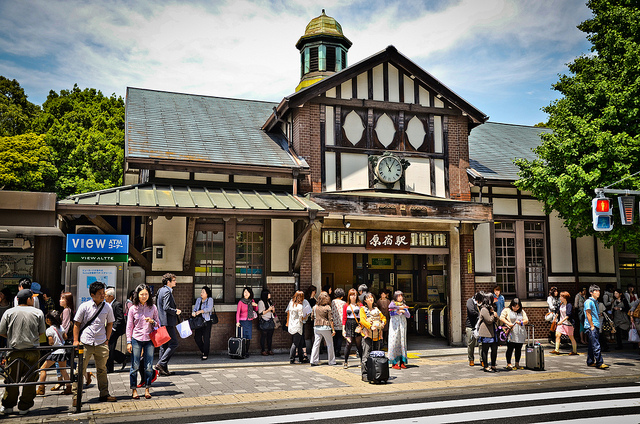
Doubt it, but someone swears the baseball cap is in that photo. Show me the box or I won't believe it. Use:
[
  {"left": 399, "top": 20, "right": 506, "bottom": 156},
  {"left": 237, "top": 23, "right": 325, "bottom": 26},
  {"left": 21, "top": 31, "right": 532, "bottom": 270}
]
[
  {"left": 31, "top": 282, "right": 42, "bottom": 294},
  {"left": 16, "top": 289, "right": 33, "bottom": 304}
]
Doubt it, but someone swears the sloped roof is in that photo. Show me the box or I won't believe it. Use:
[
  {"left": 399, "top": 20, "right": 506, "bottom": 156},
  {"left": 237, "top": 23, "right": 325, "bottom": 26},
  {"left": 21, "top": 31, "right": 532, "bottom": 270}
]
[
  {"left": 264, "top": 45, "right": 489, "bottom": 131},
  {"left": 58, "top": 183, "right": 324, "bottom": 218},
  {"left": 468, "top": 122, "right": 552, "bottom": 182},
  {"left": 125, "top": 88, "right": 307, "bottom": 172}
]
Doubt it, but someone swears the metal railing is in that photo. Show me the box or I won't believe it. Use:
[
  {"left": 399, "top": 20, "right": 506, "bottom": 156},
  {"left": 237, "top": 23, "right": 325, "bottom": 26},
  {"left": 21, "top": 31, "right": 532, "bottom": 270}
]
[{"left": 0, "top": 344, "right": 86, "bottom": 413}]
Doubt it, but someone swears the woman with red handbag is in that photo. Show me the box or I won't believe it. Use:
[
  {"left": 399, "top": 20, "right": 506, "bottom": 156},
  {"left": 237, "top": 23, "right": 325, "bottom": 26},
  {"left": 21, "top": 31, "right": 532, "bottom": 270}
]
[{"left": 126, "top": 284, "right": 160, "bottom": 400}]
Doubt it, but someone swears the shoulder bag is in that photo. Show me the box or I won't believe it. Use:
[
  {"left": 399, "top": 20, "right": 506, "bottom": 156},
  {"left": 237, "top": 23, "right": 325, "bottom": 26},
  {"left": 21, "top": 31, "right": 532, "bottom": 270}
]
[
  {"left": 79, "top": 301, "right": 106, "bottom": 337},
  {"left": 210, "top": 302, "right": 219, "bottom": 325}
]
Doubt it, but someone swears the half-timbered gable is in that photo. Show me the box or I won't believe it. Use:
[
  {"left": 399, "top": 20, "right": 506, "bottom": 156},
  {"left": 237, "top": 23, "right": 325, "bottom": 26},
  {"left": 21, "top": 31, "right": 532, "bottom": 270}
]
[{"left": 265, "top": 46, "right": 488, "bottom": 201}]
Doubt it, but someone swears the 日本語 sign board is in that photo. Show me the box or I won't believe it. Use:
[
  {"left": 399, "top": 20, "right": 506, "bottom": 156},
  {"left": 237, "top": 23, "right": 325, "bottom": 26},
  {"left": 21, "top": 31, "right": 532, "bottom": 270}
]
[
  {"left": 66, "top": 234, "right": 129, "bottom": 254},
  {"left": 77, "top": 265, "right": 118, "bottom": 303},
  {"left": 365, "top": 231, "right": 411, "bottom": 250}
]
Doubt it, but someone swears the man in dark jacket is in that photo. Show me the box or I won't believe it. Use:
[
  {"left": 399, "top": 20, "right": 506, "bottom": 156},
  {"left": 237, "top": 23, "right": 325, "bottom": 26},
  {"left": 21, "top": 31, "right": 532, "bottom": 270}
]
[
  {"left": 155, "top": 273, "right": 181, "bottom": 376},
  {"left": 466, "top": 292, "right": 484, "bottom": 366},
  {"left": 105, "top": 287, "right": 125, "bottom": 373}
]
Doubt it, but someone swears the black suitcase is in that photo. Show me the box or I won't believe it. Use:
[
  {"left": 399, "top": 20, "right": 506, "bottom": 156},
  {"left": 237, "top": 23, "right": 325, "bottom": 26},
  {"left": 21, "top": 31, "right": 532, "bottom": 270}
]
[
  {"left": 366, "top": 355, "right": 389, "bottom": 383},
  {"left": 228, "top": 327, "right": 249, "bottom": 359},
  {"left": 525, "top": 325, "right": 545, "bottom": 371}
]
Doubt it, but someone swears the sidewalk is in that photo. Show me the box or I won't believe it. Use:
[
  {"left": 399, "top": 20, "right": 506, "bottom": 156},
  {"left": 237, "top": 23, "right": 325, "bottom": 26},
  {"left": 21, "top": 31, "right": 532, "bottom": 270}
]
[{"left": 7, "top": 339, "right": 640, "bottom": 423}]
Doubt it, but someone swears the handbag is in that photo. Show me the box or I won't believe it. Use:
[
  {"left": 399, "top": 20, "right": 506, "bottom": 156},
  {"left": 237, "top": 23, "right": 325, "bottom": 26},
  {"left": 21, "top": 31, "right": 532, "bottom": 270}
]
[
  {"left": 189, "top": 314, "right": 206, "bottom": 330},
  {"left": 210, "top": 305, "right": 218, "bottom": 325},
  {"left": 629, "top": 321, "right": 640, "bottom": 343},
  {"left": 351, "top": 305, "right": 362, "bottom": 334},
  {"left": 177, "top": 320, "right": 193, "bottom": 338},
  {"left": 259, "top": 317, "right": 276, "bottom": 330},
  {"left": 149, "top": 326, "right": 171, "bottom": 347},
  {"left": 602, "top": 313, "right": 615, "bottom": 333},
  {"left": 549, "top": 320, "right": 557, "bottom": 332},
  {"left": 544, "top": 312, "right": 555, "bottom": 322},
  {"left": 273, "top": 314, "right": 281, "bottom": 329},
  {"left": 189, "top": 298, "right": 206, "bottom": 330}
]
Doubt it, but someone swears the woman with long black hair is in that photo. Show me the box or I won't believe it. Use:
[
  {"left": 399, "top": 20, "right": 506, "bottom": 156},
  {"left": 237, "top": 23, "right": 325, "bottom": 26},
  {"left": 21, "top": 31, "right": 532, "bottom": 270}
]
[{"left": 258, "top": 288, "right": 276, "bottom": 356}]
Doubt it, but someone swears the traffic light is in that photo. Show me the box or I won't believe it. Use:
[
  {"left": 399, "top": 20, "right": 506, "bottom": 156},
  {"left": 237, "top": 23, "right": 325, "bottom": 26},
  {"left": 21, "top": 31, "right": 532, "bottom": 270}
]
[
  {"left": 618, "top": 196, "right": 635, "bottom": 225},
  {"left": 592, "top": 197, "right": 613, "bottom": 231}
]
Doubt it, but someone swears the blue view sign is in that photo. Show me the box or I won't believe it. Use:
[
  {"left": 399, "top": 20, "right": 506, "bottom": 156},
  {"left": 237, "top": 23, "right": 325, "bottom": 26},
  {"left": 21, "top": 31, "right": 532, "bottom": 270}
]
[{"left": 66, "top": 234, "right": 129, "bottom": 254}]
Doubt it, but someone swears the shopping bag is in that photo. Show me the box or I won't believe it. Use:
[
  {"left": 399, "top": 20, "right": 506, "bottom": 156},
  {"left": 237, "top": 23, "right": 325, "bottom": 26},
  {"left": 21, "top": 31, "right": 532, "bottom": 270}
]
[
  {"left": 177, "top": 320, "right": 193, "bottom": 338},
  {"left": 629, "top": 322, "right": 640, "bottom": 343},
  {"left": 150, "top": 326, "right": 171, "bottom": 347}
]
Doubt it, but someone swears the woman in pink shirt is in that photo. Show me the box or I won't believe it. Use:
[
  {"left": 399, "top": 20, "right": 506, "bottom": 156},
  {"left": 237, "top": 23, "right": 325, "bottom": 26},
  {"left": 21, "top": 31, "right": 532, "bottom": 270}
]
[
  {"left": 126, "top": 284, "right": 159, "bottom": 400},
  {"left": 236, "top": 287, "right": 258, "bottom": 355}
]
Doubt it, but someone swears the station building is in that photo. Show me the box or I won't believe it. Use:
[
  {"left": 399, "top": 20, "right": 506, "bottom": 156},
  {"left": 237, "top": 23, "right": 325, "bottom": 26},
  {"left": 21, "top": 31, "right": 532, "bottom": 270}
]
[{"left": 0, "top": 11, "right": 630, "bottom": 351}]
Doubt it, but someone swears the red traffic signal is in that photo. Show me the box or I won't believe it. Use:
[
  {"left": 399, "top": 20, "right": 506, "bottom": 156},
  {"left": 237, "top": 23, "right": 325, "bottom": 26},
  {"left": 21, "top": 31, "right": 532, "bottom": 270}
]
[
  {"left": 595, "top": 198, "right": 611, "bottom": 213},
  {"left": 592, "top": 197, "right": 613, "bottom": 231}
]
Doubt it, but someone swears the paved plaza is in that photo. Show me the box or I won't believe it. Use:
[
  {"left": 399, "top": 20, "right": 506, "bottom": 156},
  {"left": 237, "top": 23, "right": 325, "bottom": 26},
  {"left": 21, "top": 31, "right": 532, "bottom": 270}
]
[{"left": 7, "top": 340, "right": 640, "bottom": 422}]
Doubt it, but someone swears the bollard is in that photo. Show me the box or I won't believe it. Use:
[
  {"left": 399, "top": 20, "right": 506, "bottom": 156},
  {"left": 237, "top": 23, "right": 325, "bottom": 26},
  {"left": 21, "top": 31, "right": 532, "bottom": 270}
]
[{"left": 75, "top": 346, "right": 84, "bottom": 413}]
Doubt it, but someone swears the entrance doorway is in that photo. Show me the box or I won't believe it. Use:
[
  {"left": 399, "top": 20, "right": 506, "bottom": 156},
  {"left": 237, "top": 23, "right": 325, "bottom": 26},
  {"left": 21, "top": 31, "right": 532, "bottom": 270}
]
[{"left": 321, "top": 252, "right": 448, "bottom": 306}]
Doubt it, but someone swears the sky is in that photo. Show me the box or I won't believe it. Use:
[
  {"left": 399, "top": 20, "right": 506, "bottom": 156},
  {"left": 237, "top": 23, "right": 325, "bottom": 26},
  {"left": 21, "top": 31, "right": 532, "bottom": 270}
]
[{"left": 0, "top": 0, "right": 593, "bottom": 126}]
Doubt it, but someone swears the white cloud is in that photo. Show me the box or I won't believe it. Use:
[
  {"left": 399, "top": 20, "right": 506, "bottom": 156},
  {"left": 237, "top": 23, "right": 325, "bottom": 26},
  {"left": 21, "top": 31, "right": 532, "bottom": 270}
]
[{"left": 0, "top": 0, "right": 592, "bottom": 124}]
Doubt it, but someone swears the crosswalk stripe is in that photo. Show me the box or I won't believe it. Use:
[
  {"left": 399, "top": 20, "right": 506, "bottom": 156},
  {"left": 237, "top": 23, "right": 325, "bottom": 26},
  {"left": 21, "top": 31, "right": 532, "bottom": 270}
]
[
  {"left": 363, "top": 398, "right": 640, "bottom": 424},
  {"left": 202, "top": 386, "right": 640, "bottom": 424},
  {"left": 537, "top": 415, "right": 640, "bottom": 424}
]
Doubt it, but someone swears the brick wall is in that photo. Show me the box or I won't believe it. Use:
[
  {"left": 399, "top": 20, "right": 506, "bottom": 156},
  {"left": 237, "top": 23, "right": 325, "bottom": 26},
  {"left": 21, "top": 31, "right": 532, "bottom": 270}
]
[
  {"left": 170, "top": 280, "right": 299, "bottom": 354},
  {"left": 292, "top": 104, "right": 322, "bottom": 195},
  {"left": 447, "top": 115, "right": 471, "bottom": 202}
]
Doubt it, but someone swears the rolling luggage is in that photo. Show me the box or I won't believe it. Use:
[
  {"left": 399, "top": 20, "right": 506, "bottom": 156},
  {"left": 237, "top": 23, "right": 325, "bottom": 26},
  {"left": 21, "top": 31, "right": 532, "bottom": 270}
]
[
  {"left": 525, "top": 325, "right": 545, "bottom": 371},
  {"left": 366, "top": 352, "right": 389, "bottom": 384},
  {"left": 228, "top": 326, "right": 249, "bottom": 359}
]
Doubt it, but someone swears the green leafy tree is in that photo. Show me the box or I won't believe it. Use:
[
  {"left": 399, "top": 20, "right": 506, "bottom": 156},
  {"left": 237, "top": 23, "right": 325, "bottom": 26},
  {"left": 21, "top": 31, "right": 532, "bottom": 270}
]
[
  {"left": 0, "top": 133, "right": 57, "bottom": 191},
  {"left": 0, "top": 76, "right": 40, "bottom": 136},
  {"left": 515, "top": 0, "right": 640, "bottom": 252},
  {"left": 34, "top": 84, "right": 125, "bottom": 197}
]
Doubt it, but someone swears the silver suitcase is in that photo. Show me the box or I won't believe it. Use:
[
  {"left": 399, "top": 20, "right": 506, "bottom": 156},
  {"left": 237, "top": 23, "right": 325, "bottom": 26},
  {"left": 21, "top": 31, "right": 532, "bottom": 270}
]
[{"left": 525, "top": 325, "right": 544, "bottom": 371}]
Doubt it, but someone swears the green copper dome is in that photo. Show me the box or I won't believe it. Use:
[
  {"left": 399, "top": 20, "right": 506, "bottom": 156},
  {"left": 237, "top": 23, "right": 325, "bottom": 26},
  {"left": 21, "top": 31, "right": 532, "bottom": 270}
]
[{"left": 295, "top": 10, "right": 352, "bottom": 50}]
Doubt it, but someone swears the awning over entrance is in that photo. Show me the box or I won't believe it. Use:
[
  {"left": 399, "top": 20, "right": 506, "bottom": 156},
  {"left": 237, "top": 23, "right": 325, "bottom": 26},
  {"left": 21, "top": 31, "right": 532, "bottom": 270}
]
[
  {"left": 57, "top": 183, "right": 326, "bottom": 219},
  {"left": 309, "top": 189, "right": 492, "bottom": 223}
]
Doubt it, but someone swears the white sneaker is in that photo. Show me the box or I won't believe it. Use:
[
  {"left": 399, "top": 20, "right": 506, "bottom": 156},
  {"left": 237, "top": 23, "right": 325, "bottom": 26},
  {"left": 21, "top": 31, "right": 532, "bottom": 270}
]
[
  {"left": 1, "top": 406, "right": 13, "bottom": 414},
  {"left": 18, "top": 408, "right": 29, "bottom": 415}
]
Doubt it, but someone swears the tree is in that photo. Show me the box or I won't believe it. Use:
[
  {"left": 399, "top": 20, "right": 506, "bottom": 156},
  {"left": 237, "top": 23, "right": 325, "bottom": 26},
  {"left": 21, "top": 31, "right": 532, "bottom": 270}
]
[
  {"left": 515, "top": 0, "right": 640, "bottom": 252},
  {"left": 34, "top": 84, "right": 125, "bottom": 197},
  {"left": 0, "top": 76, "right": 40, "bottom": 136},
  {"left": 0, "top": 133, "right": 57, "bottom": 191}
]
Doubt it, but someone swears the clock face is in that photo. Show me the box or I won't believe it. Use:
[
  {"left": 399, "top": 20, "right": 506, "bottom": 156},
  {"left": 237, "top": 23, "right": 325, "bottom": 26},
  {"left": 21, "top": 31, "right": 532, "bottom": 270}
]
[{"left": 377, "top": 156, "right": 403, "bottom": 184}]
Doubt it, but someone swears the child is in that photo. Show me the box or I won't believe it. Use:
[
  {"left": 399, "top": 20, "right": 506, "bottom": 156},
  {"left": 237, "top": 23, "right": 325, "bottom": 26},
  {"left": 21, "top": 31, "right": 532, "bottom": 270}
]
[{"left": 37, "top": 311, "right": 71, "bottom": 395}]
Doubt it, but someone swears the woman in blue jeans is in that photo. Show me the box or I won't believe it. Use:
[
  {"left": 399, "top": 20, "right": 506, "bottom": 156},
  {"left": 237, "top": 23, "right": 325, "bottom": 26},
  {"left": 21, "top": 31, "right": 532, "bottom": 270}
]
[{"left": 126, "top": 284, "right": 160, "bottom": 399}]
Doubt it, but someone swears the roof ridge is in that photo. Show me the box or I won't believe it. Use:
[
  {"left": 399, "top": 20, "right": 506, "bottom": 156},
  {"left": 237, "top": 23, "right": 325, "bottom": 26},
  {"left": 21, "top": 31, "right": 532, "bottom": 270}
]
[
  {"left": 484, "top": 121, "right": 551, "bottom": 129},
  {"left": 126, "top": 87, "right": 279, "bottom": 106}
]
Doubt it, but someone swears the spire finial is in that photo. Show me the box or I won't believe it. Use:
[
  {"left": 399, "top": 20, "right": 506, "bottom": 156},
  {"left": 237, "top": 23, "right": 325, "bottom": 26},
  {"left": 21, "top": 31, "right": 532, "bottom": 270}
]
[{"left": 322, "top": 9, "right": 325, "bottom": 14}]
